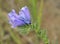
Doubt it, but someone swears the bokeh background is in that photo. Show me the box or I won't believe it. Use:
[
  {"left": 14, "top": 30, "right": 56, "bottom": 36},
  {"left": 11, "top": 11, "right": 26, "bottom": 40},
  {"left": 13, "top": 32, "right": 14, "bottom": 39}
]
[{"left": 0, "top": 0, "right": 60, "bottom": 44}]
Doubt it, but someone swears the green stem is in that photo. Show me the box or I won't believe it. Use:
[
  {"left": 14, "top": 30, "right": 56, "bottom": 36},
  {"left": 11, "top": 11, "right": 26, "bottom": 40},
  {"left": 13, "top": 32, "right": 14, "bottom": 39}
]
[
  {"left": 37, "top": 0, "right": 44, "bottom": 30},
  {"left": 35, "top": 0, "right": 44, "bottom": 40},
  {"left": 29, "top": 0, "right": 37, "bottom": 30},
  {"left": 29, "top": 0, "right": 37, "bottom": 22}
]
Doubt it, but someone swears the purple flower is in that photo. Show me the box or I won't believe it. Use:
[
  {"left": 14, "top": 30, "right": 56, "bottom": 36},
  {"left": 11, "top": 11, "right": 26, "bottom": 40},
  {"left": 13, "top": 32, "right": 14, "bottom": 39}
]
[
  {"left": 8, "top": 6, "right": 31, "bottom": 28},
  {"left": 18, "top": 6, "right": 31, "bottom": 24}
]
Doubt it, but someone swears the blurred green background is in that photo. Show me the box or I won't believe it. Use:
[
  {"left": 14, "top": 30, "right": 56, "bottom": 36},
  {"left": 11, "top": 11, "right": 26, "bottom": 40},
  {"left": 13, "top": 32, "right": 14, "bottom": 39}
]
[{"left": 0, "top": 0, "right": 60, "bottom": 44}]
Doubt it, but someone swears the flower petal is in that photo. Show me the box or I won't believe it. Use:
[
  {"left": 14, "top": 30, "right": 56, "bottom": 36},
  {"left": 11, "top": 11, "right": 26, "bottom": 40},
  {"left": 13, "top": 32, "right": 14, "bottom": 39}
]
[{"left": 18, "top": 6, "right": 31, "bottom": 24}]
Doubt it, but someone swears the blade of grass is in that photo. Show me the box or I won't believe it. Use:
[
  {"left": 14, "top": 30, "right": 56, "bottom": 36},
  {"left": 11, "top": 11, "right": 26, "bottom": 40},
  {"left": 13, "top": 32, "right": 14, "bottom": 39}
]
[
  {"left": 36, "top": 0, "right": 49, "bottom": 44},
  {"left": 35, "top": 0, "right": 44, "bottom": 38},
  {"left": 8, "top": 28, "right": 22, "bottom": 44},
  {"left": 0, "top": 10, "right": 4, "bottom": 44},
  {"left": 0, "top": 26, "right": 4, "bottom": 44},
  {"left": 29, "top": 0, "right": 37, "bottom": 31},
  {"left": 37, "top": 0, "right": 44, "bottom": 30},
  {"left": 29, "top": 0, "right": 37, "bottom": 22}
]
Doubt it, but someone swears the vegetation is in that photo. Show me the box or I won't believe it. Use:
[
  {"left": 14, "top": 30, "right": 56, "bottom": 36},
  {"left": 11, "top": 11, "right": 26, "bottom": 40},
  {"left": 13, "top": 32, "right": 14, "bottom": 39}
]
[{"left": 0, "top": 0, "right": 49, "bottom": 44}]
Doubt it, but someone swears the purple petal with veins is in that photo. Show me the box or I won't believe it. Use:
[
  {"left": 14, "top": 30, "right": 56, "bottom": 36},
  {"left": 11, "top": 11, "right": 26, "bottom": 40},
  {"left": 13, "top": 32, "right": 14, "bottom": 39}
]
[
  {"left": 8, "top": 6, "right": 31, "bottom": 28},
  {"left": 8, "top": 9, "right": 25, "bottom": 28},
  {"left": 18, "top": 6, "right": 31, "bottom": 24}
]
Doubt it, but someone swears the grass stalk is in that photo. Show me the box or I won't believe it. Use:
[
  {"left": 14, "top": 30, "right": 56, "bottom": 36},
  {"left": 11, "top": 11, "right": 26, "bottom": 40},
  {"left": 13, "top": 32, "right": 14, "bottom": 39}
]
[
  {"left": 8, "top": 28, "right": 22, "bottom": 44},
  {"left": 37, "top": 0, "right": 44, "bottom": 30},
  {"left": 0, "top": 26, "right": 4, "bottom": 44},
  {"left": 29, "top": 0, "right": 37, "bottom": 22}
]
